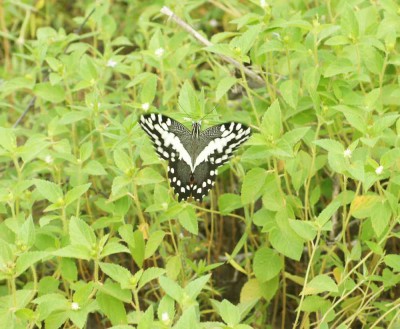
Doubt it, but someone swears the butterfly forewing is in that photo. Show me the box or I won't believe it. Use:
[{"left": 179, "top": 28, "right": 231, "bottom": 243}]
[
  {"left": 196, "top": 122, "right": 252, "bottom": 168},
  {"left": 139, "top": 114, "right": 191, "bottom": 163},
  {"left": 139, "top": 114, "right": 251, "bottom": 201}
]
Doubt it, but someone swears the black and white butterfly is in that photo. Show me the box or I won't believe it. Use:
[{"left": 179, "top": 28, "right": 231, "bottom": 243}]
[{"left": 139, "top": 113, "right": 251, "bottom": 201}]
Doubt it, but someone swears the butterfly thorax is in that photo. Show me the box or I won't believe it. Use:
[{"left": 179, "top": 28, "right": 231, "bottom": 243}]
[{"left": 191, "top": 121, "right": 201, "bottom": 138}]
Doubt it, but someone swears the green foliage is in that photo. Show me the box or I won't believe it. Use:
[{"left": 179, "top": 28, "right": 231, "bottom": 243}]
[{"left": 1, "top": 0, "right": 400, "bottom": 328}]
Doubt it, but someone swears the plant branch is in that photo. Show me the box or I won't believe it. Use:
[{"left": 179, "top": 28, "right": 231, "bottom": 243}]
[{"left": 160, "top": 6, "right": 264, "bottom": 85}]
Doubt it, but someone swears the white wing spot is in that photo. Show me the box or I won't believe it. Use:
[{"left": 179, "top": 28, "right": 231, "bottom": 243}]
[
  {"left": 207, "top": 179, "right": 212, "bottom": 184},
  {"left": 202, "top": 181, "right": 207, "bottom": 188},
  {"left": 197, "top": 187, "right": 202, "bottom": 193},
  {"left": 163, "top": 151, "right": 169, "bottom": 158},
  {"left": 166, "top": 118, "right": 171, "bottom": 125},
  {"left": 221, "top": 130, "right": 230, "bottom": 137},
  {"left": 215, "top": 158, "right": 221, "bottom": 164},
  {"left": 210, "top": 170, "right": 215, "bottom": 176},
  {"left": 236, "top": 123, "right": 242, "bottom": 130},
  {"left": 173, "top": 177, "right": 177, "bottom": 182},
  {"left": 220, "top": 125, "right": 225, "bottom": 132},
  {"left": 170, "top": 167, "right": 174, "bottom": 174},
  {"left": 151, "top": 113, "right": 156, "bottom": 120},
  {"left": 177, "top": 180, "right": 181, "bottom": 186},
  {"left": 181, "top": 187, "right": 185, "bottom": 193}
]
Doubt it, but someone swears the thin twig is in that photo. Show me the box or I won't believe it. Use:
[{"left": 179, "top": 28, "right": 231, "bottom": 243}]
[
  {"left": 160, "top": 6, "right": 264, "bottom": 85},
  {"left": 13, "top": 8, "right": 96, "bottom": 128}
]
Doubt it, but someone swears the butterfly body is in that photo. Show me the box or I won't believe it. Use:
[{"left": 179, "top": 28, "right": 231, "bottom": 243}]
[{"left": 139, "top": 113, "right": 251, "bottom": 201}]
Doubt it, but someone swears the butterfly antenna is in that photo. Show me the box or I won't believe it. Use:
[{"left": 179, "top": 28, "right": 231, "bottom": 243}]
[
  {"left": 178, "top": 102, "right": 193, "bottom": 122},
  {"left": 200, "top": 104, "right": 219, "bottom": 122}
]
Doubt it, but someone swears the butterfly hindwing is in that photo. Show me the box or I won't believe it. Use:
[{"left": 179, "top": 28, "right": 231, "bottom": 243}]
[
  {"left": 167, "top": 160, "right": 192, "bottom": 201},
  {"left": 190, "top": 161, "right": 218, "bottom": 201}
]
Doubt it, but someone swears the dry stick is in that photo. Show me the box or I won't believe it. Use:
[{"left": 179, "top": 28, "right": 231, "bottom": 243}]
[
  {"left": 13, "top": 8, "right": 96, "bottom": 128},
  {"left": 160, "top": 6, "right": 264, "bottom": 85}
]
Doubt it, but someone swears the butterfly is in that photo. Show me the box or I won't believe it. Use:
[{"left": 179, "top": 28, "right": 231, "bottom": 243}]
[{"left": 139, "top": 113, "right": 251, "bottom": 201}]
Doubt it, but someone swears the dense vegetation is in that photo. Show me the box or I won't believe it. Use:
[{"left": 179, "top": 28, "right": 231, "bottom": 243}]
[{"left": 1, "top": 1, "right": 400, "bottom": 328}]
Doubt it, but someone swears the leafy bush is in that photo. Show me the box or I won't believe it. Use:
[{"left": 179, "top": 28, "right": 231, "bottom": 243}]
[{"left": 1, "top": 1, "right": 400, "bottom": 328}]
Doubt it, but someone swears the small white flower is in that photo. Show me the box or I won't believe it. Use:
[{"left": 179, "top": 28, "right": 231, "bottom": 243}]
[
  {"left": 209, "top": 19, "right": 218, "bottom": 27},
  {"left": 106, "top": 59, "right": 117, "bottom": 68},
  {"left": 343, "top": 148, "right": 352, "bottom": 158},
  {"left": 45, "top": 155, "right": 53, "bottom": 164},
  {"left": 161, "top": 312, "right": 170, "bottom": 323},
  {"left": 71, "top": 302, "right": 80, "bottom": 310},
  {"left": 375, "top": 165, "right": 383, "bottom": 175},
  {"left": 16, "top": 37, "right": 25, "bottom": 45},
  {"left": 154, "top": 48, "right": 165, "bottom": 57},
  {"left": 141, "top": 103, "right": 150, "bottom": 111}
]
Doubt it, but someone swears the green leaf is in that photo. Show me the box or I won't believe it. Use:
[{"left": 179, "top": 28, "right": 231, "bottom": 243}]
[
  {"left": 230, "top": 24, "right": 262, "bottom": 55},
  {"left": 114, "top": 149, "right": 134, "bottom": 172},
  {"left": 15, "top": 252, "right": 46, "bottom": 277},
  {"left": 69, "top": 217, "right": 96, "bottom": 249},
  {"left": 241, "top": 168, "right": 268, "bottom": 204},
  {"left": 34, "top": 82, "right": 66, "bottom": 103},
  {"left": 64, "top": 183, "right": 91, "bottom": 206},
  {"left": 289, "top": 220, "right": 317, "bottom": 241},
  {"left": 132, "top": 230, "right": 145, "bottom": 268},
  {"left": 159, "top": 276, "right": 184, "bottom": 303},
  {"left": 17, "top": 216, "right": 35, "bottom": 248},
  {"left": 218, "top": 193, "right": 242, "bottom": 214},
  {"left": 216, "top": 76, "right": 237, "bottom": 101},
  {"left": 184, "top": 274, "right": 211, "bottom": 300},
  {"left": 140, "top": 74, "right": 157, "bottom": 104},
  {"left": 260, "top": 100, "right": 282, "bottom": 139},
  {"left": 384, "top": 255, "right": 400, "bottom": 272},
  {"left": 35, "top": 179, "right": 63, "bottom": 204},
  {"left": 302, "top": 274, "right": 338, "bottom": 295},
  {"left": 280, "top": 80, "right": 300, "bottom": 108},
  {"left": 219, "top": 299, "right": 240, "bottom": 326},
  {"left": 178, "top": 80, "right": 199, "bottom": 116},
  {"left": 79, "top": 141, "right": 92, "bottom": 162},
  {"left": 100, "top": 242, "right": 130, "bottom": 258},
  {"left": 53, "top": 245, "right": 91, "bottom": 260},
  {"left": 138, "top": 267, "right": 166, "bottom": 289},
  {"left": 99, "top": 262, "right": 132, "bottom": 288},
  {"left": 144, "top": 230, "right": 165, "bottom": 259},
  {"left": 316, "top": 191, "right": 354, "bottom": 227},
  {"left": 96, "top": 291, "right": 127, "bottom": 326},
  {"left": 340, "top": 7, "right": 359, "bottom": 39},
  {"left": 369, "top": 200, "right": 391, "bottom": 237},
  {"left": 58, "top": 110, "right": 90, "bottom": 125},
  {"left": 136, "top": 167, "right": 164, "bottom": 185},
  {"left": 269, "top": 211, "right": 304, "bottom": 261},
  {"left": 323, "top": 58, "right": 355, "bottom": 77},
  {"left": 0, "top": 128, "right": 17, "bottom": 152},
  {"left": 350, "top": 195, "right": 382, "bottom": 219},
  {"left": 253, "top": 247, "right": 282, "bottom": 282},
  {"left": 83, "top": 160, "right": 107, "bottom": 176},
  {"left": 96, "top": 280, "right": 132, "bottom": 303},
  {"left": 60, "top": 258, "right": 78, "bottom": 282},
  {"left": 178, "top": 207, "right": 198, "bottom": 235},
  {"left": 173, "top": 306, "right": 199, "bottom": 329}
]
